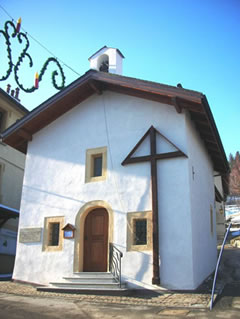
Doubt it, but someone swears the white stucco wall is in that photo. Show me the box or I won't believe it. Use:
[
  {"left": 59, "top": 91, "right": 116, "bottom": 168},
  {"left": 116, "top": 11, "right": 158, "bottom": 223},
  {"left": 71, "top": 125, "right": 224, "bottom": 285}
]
[
  {"left": 13, "top": 92, "right": 210, "bottom": 290},
  {"left": 185, "top": 112, "right": 217, "bottom": 288}
]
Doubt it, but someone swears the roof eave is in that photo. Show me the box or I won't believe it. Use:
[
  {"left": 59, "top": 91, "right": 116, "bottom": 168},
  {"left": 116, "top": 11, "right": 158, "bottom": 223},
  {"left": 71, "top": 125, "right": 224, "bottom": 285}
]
[{"left": 1, "top": 70, "right": 229, "bottom": 182}]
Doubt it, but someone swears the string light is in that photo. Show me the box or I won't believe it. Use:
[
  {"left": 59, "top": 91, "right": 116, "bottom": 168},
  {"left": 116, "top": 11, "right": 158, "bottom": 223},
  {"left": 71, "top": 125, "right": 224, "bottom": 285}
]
[{"left": 0, "top": 4, "right": 81, "bottom": 77}]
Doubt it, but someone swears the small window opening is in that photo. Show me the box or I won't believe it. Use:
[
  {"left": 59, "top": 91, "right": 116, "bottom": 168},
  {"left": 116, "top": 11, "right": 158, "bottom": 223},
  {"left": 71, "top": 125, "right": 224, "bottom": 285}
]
[
  {"left": 134, "top": 219, "right": 147, "bottom": 245},
  {"left": 49, "top": 223, "right": 60, "bottom": 246},
  {"left": 92, "top": 154, "right": 103, "bottom": 177}
]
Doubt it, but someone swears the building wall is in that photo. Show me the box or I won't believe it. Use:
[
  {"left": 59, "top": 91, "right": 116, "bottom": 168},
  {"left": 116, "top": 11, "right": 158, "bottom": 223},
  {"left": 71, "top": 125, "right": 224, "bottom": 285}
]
[
  {"left": 0, "top": 142, "right": 25, "bottom": 210},
  {"left": 0, "top": 93, "right": 27, "bottom": 273},
  {"left": 185, "top": 112, "right": 217, "bottom": 288},
  {"left": 0, "top": 93, "right": 26, "bottom": 211},
  {"left": 14, "top": 92, "right": 205, "bottom": 289}
]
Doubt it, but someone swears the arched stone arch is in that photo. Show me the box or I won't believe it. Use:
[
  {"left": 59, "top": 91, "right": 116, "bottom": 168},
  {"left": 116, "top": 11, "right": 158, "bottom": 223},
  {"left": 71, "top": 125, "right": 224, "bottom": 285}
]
[{"left": 73, "top": 200, "right": 114, "bottom": 272}]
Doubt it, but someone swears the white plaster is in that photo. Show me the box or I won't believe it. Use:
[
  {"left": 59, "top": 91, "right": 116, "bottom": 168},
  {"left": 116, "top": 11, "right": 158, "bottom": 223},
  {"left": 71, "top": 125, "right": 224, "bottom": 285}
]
[
  {"left": 156, "top": 133, "right": 179, "bottom": 154},
  {"left": 185, "top": 112, "right": 217, "bottom": 288},
  {"left": 13, "top": 92, "right": 216, "bottom": 290},
  {"left": 132, "top": 134, "right": 150, "bottom": 157}
]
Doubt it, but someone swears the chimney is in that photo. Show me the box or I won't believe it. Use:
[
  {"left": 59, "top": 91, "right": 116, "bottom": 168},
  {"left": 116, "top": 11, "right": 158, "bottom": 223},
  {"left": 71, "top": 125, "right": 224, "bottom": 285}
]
[
  {"left": 6, "top": 84, "right": 11, "bottom": 94},
  {"left": 15, "top": 88, "right": 21, "bottom": 102}
]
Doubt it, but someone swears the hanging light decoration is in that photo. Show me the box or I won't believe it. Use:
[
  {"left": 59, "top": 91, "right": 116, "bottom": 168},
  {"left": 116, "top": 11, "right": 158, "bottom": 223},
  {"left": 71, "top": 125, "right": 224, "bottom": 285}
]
[
  {"left": 16, "top": 17, "right": 21, "bottom": 33},
  {"left": 0, "top": 19, "right": 66, "bottom": 93},
  {"left": 35, "top": 72, "right": 39, "bottom": 89}
]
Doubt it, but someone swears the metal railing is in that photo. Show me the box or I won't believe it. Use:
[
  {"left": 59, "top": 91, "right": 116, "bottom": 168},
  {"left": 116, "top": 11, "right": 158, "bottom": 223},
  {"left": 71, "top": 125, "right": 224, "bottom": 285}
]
[
  {"left": 109, "top": 243, "right": 123, "bottom": 288},
  {"left": 210, "top": 223, "right": 232, "bottom": 310}
]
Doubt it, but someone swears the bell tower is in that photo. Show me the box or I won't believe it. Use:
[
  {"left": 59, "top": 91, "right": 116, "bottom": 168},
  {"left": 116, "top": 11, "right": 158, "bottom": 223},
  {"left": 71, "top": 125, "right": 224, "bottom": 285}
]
[{"left": 88, "top": 46, "right": 124, "bottom": 75}]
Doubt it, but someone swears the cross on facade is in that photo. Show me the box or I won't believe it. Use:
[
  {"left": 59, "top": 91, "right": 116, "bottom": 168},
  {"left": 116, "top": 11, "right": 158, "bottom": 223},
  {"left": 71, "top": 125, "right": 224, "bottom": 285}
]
[{"left": 122, "top": 125, "right": 187, "bottom": 285}]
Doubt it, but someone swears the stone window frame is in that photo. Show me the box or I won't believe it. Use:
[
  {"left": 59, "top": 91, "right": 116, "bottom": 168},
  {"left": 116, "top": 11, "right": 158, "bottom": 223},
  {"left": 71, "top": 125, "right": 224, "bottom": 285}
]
[
  {"left": 42, "top": 216, "right": 64, "bottom": 252},
  {"left": 127, "top": 211, "right": 152, "bottom": 252},
  {"left": 85, "top": 146, "right": 107, "bottom": 183}
]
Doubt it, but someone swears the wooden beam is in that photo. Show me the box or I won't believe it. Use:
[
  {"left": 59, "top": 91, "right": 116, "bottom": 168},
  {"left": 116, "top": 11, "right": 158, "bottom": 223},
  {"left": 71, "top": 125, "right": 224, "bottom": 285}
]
[
  {"left": 121, "top": 127, "right": 152, "bottom": 166},
  {"left": 155, "top": 151, "right": 187, "bottom": 160},
  {"left": 171, "top": 97, "right": 182, "bottom": 113},
  {"left": 209, "top": 152, "right": 223, "bottom": 159},
  {"left": 124, "top": 151, "right": 187, "bottom": 164},
  {"left": 88, "top": 80, "right": 102, "bottom": 95},
  {"left": 150, "top": 126, "right": 160, "bottom": 285},
  {"left": 107, "top": 85, "right": 172, "bottom": 105},
  {"left": 177, "top": 98, "right": 204, "bottom": 113},
  {"left": 15, "top": 139, "right": 26, "bottom": 148},
  {"left": 121, "top": 125, "right": 189, "bottom": 286},
  {"left": 17, "top": 128, "right": 32, "bottom": 141},
  {"left": 194, "top": 119, "right": 210, "bottom": 127},
  {"left": 204, "top": 142, "right": 219, "bottom": 152},
  {"left": 200, "top": 133, "right": 217, "bottom": 143},
  {"left": 122, "top": 155, "right": 151, "bottom": 164}
]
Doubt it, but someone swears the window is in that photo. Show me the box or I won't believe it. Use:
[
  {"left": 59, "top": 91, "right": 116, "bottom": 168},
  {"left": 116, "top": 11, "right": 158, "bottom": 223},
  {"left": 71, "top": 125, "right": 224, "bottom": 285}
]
[
  {"left": 43, "top": 216, "right": 64, "bottom": 252},
  {"left": 48, "top": 223, "right": 60, "bottom": 246},
  {"left": 92, "top": 154, "right": 102, "bottom": 177},
  {"left": 85, "top": 147, "right": 107, "bottom": 183},
  {"left": 127, "top": 211, "right": 152, "bottom": 251},
  {"left": 134, "top": 219, "right": 147, "bottom": 245}
]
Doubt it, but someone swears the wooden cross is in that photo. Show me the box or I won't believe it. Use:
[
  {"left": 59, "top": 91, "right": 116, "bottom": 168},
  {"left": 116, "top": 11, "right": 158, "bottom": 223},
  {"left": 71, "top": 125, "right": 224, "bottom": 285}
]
[{"left": 122, "top": 125, "right": 187, "bottom": 285}]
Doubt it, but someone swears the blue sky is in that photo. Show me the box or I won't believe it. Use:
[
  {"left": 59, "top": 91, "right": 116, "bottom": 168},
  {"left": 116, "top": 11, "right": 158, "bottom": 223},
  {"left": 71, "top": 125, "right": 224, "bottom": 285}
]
[{"left": 0, "top": 0, "right": 239, "bottom": 157}]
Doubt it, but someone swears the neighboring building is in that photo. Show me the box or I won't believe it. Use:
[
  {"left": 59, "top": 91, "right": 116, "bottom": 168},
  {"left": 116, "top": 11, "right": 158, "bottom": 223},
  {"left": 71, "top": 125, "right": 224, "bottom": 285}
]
[
  {"left": 0, "top": 87, "right": 28, "bottom": 274},
  {"left": 2, "top": 47, "right": 229, "bottom": 290}
]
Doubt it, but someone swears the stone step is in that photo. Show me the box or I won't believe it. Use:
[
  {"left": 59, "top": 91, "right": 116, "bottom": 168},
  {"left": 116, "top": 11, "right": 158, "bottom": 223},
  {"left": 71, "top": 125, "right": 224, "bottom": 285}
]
[
  {"left": 63, "top": 277, "right": 117, "bottom": 283},
  {"left": 36, "top": 272, "right": 127, "bottom": 295},
  {"left": 73, "top": 272, "right": 115, "bottom": 279},
  {"left": 49, "top": 282, "right": 122, "bottom": 289},
  {"left": 37, "top": 286, "right": 129, "bottom": 296}
]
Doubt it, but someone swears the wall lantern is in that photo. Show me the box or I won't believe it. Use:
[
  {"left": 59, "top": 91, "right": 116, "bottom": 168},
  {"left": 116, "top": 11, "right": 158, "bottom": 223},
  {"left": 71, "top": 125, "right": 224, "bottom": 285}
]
[{"left": 62, "top": 223, "right": 76, "bottom": 239}]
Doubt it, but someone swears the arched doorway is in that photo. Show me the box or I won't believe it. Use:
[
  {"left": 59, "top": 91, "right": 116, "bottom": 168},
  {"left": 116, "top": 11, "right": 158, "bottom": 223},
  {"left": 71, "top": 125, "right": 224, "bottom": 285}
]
[
  {"left": 73, "top": 200, "right": 114, "bottom": 273},
  {"left": 83, "top": 208, "right": 109, "bottom": 272}
]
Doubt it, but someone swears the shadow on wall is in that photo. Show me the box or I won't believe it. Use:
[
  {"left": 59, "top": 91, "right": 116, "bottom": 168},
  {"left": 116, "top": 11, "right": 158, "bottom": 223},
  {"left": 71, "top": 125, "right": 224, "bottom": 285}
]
[{"left": 135, "top": 251, "right": 152, "bottom": 283}]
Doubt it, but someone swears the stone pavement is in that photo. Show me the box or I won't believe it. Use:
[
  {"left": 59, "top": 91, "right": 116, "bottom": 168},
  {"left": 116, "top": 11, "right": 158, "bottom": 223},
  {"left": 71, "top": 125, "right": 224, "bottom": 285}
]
[
  {"left": 0, "top": 281, "right": 211, "bottom": 308},
  {"left": 0, "top": 246, "right": 239, "bottom": 318},
  {"left": 0, "top": 283, "right": 240, "bottom": 319}
]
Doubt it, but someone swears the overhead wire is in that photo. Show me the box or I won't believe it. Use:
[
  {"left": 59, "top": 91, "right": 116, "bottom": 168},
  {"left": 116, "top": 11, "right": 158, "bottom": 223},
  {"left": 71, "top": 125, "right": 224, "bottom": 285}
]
[{"left": 0, "top": 4, "right": 81, "bottom": 77}]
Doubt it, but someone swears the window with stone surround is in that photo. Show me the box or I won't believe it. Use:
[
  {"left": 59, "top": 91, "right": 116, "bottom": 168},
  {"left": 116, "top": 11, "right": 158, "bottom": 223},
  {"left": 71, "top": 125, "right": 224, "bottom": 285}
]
[
  {"left": 85, "top": 147, "right": 107, "bottom": 183},
  {"left": 42, "top": 216, "right": 64, "bottom": 252},
  {"left": 127, "top": 211, "right": 152, "bottom": 251}
]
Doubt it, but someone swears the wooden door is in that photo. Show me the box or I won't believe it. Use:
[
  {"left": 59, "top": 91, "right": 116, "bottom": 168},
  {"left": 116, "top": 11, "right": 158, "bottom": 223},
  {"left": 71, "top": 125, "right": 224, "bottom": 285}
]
[{"left": 83, "top": 208, "right": 108, "bottom": 272}]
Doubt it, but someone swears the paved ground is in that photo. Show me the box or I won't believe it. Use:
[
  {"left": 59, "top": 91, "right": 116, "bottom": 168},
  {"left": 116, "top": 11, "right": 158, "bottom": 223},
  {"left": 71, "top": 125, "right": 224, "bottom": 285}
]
[{"left": 0, "top": 245, "right": 239, "bottom": 318}]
